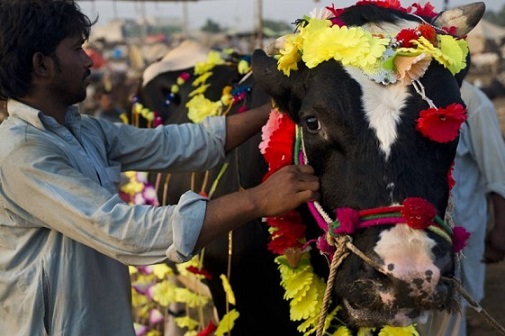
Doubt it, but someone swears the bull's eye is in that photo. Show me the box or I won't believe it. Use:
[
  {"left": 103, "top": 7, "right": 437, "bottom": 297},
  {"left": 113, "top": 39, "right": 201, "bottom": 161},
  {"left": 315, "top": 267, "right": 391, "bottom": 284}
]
[{"left": 304, "top": 116, "right": 320, "bottom": 133}]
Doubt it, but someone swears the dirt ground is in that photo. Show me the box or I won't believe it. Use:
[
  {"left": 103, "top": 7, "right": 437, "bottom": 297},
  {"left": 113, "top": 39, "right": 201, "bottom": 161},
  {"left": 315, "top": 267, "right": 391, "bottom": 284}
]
[
  {"left": 467, "top": 260, "right": 505, "bottom": 336},
  {"left": 465, "top": 93, "right": 505, "bottom": 336}
]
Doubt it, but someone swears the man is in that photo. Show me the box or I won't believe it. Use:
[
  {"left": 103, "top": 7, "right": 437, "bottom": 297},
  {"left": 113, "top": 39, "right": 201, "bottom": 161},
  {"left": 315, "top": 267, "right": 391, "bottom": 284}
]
[
  {"left": 0, "top": 1, "right": 320, "bottom": 335},
  {"left": 451, "top": 80, "right": 505, "bottom": 335}
]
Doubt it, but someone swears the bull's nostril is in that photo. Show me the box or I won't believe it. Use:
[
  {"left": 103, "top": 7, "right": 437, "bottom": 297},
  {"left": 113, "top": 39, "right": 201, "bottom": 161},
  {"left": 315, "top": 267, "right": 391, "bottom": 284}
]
[
  {"left": 413, "top": 278, "right": 424, "bottom": 288},
  {"left": 425, "top": 270, "right": 433, "bottom": 282}
]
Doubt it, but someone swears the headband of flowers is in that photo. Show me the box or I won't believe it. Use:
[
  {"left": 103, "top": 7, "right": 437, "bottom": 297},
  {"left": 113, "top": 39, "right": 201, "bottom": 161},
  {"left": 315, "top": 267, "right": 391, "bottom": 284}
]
[
  {"left": 277, "top": 1, "right": 468, "bottom": 82},
  {"left": 275, "top": 0, "right": 469, "bottom": 143}
]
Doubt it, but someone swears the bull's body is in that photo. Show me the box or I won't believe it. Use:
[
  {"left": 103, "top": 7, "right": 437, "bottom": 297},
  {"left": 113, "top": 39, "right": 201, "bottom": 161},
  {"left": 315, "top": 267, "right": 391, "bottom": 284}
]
[{"left": 135, "top": 2, "right": 484, "bottom": 335}]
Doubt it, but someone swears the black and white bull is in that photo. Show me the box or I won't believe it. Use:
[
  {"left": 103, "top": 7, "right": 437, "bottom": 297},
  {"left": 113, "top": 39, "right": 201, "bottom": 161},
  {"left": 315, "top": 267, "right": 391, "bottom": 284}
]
[{"left": 135, "top": 2, "right": 484, "bottom": 334}]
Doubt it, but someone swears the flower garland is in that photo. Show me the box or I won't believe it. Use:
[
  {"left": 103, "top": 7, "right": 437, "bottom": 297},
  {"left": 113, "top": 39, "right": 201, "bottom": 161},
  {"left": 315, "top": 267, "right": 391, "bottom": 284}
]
[{"left": 132, "top": 49, "right": 252, "bottom": 128}]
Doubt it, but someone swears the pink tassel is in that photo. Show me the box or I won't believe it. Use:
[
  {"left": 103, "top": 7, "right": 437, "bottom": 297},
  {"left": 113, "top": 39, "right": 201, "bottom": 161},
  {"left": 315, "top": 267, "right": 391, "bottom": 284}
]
[{"left": 452, "top": 226, "right": 471, "bottom": 253}]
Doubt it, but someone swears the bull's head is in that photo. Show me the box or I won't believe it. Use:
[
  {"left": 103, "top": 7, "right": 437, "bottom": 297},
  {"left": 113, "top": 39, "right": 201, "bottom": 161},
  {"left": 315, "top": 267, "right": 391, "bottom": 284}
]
[{"left": 252, "top": 1, "right": 484, "bottom": 332}]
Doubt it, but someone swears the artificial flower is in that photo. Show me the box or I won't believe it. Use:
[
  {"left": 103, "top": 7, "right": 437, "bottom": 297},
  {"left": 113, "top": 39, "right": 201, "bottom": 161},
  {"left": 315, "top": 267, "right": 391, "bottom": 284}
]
[
  {"left": 260, "top": 109, "right": 296, "bottom": 181},
  {"left": 418, "top": 24, "right": 437, "bottom": 44},
  {"left": 215, "top": 309, "right": 240, "bottom": 336},
  {"left": 452, "top": 226, "right": 471, "bottom": 253},
  {"left": 334, "top": 326, "right": 353, "bottom": 336},
  {"left": 194, "top": 51, "right": 224, "bottom": 74},
  {"left": 186, "top": 265, "right": 212, "bottom": 280},
  {"left": 394, "top": 53, "right": 432, "bottom": 84},
  {"left": 149, "top": 308, "right": 164, "bottom": 324},
  {"left": 193, "top": 71, "right": 213, "bottom": 87},
  {"left": 401, "top": 197, "right": 437, "bottom": 230},
  {"left": 174, "top": 316, "right": 200, "bottom": 330},
  {"left": 188, "top": 83, "right": 211, "bottom": 97},
  {"left": 150, "top": 280, "right": 177, "bottom": 306},
  {"left": 220, "top": 274, "right": 236, "bottom": 305},
  {"left": 396, "top": 28, "right": 418, "bottom": 48},
  {"left": 408, "top": 2, "right": 437, "bottom": 19},
  {"left": 267, "top": 210, "right": 306, "bottom": 254},
  {"left": 175, "top": 287, "right": 211, "bottom": 308},
  {"left": 378, "top": 324, "right": 419, "bottom": 336},
  {"left": 134, "top": 322, "right": 148, "bottom": 336},
  {"left": 277, "top": 33, "right": 303, "bottom": 76},
  {"left": 197, "top": 321, "right": 218, "bottom": 336},
  {"left": 186, "top": 94, "right": 222, "bottom": 123},
  {"left": 415, "top": 103, "right": 467, "bottom": 143},
  {"left": 152, "top": 263, "right": 174, "bottom": 279}
]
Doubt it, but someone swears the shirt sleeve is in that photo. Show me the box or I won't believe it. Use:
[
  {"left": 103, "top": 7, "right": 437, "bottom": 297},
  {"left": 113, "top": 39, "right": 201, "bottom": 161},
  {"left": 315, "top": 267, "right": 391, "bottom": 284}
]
[
  {"left": 464, "top": 85, "right": 505, "bottom": 198},
  {"left": 91, "top": 115, "right": 227, "bottom": 173},
  {"left": 0, "top": 133, "right": 207, "bottom": 265}
]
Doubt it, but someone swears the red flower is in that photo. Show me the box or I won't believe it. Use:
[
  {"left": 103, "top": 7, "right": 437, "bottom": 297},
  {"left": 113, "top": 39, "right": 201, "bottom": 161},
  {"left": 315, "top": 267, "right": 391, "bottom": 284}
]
[
  {"left": 401, "top": 197, "right": 437, "bottom": 230},
  {"left": 416, "top": 103, "right": 467, "bottom": 143},
  {"left": 197, "top": 321, "right": 217, "bottom": 336},
  {"left": 266, "top": 210, "right": 306, "bottom": 255},
  {"left": 260, "top": 109, "right": 296, "bottom": 181},
  {"left": 356, "top": 0, "right": 404, "bottom": 11},
  {"left": 408, "top": 2, "right": 438, "bottom": 19},
  {"left": 418, "top": 23, "right": 437, "bottom": 44},
  {"left": 186, "top": 266, "right": 213, "bottom": 280},
  {"left": 396, "top": 28, "right": 418, "bottom": 48}
]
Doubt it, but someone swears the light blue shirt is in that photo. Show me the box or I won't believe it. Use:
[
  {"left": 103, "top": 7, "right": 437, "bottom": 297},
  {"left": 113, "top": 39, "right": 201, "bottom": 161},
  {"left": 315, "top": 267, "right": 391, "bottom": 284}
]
[
  {"left": 453, "top": 81, "right": 505, "bottom": 304},
  {"left": 0, "top": 100, "right": 226, "bottom": 335}
]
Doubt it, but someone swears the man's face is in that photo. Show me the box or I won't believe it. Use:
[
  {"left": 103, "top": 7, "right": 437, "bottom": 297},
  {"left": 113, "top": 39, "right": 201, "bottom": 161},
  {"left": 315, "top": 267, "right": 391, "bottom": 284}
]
[{"left": 48, "top": 34, "right": 93, "bottom": 106}]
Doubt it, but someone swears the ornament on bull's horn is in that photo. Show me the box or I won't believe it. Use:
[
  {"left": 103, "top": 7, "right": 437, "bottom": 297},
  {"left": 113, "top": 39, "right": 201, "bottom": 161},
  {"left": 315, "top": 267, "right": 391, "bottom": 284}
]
[{"left": 432, "top": 2, "right": 485, "bottom": 38}]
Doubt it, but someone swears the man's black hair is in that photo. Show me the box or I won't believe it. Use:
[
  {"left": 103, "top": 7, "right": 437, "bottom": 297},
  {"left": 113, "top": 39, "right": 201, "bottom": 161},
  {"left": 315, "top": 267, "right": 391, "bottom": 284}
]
[{"left": 0, "top": 0, "right": 97, "bottom": 99}]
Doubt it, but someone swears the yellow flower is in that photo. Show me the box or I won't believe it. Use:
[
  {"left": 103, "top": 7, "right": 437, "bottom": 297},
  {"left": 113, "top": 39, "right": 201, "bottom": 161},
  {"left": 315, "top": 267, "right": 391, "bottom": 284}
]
[
  {"left": 174, "top": 316, "right": 200, "bottom": 330},
  {"left": 192, "top": 71, "right": 213, "bottom": 87},
  {"left": 152, "top": 263, "right": 174, "bottom": 280},
  {"left": 378, "top": 325, "right": 419, "bottom": 336},
  {"left": 175, "top": 287, "right": 210, "bottom": 308},
  {"left": 238, "top": 59, "right": 251, "bottom": 74},
  {"left": 150, "top": 279, "right": 177, "bottom": 306},
  {"left": 334, "top": 326, "right": 352, "bottom": 336},
  {"left": 220, "top": 274, "right": 236, "bottom": 305},
  {"left": 188, "top": 83, "right": 210, "bottom": 97},
  {"left": 438, "top": 34, "right": 468, "bottom": 75},
  {"left": 277, "top": 33, "right": 304, "bottom": 76},
  {"left": 186, "top": 95, "right": 222, "bottom": 123},
  {"left": 215, "top": 309, "right": 240, "bottom": 336},
  {"left": 194, "top": 51, "right": 224, "bottom": 74}
]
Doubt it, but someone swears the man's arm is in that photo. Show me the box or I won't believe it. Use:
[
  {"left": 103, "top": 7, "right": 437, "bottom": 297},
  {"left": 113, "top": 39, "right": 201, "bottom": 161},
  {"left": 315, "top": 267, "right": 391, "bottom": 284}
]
[
  {"left": 194, "top": 164, "right": 319, "bottom": 250},
  {"left": 224, "top": 103, "right": 271, "bottom": 153}
]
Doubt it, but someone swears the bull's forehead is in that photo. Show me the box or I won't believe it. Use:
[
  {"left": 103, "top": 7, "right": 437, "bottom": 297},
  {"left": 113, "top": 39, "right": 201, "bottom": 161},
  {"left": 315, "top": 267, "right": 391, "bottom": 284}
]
[{"left": 345, "top": 67, "right": 411, "bottom": 159}]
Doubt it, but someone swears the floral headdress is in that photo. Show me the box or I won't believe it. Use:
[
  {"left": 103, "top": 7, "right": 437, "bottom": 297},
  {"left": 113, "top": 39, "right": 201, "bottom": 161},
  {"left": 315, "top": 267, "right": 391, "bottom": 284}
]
[{"left": 275, "top": 0, "right": 469, "bottom": 144}]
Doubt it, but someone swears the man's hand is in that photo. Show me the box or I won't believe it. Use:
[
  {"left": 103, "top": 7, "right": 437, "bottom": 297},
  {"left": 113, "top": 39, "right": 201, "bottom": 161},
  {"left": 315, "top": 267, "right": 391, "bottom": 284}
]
[
  {"left": 252, "top": 164, "right": 320, "bottom": 217},
  {"left": 483, "top": 228, "right": 505, "bottom": 263}
]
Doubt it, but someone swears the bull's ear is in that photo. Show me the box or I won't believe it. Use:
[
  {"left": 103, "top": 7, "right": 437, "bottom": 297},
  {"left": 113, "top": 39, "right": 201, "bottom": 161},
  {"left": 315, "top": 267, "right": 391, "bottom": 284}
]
[
  {"left": 432, "top": 2, "right": 485, "bottom": 37},
  {"left": 251, "top": 49, "right": 293, "bottom": 101}
]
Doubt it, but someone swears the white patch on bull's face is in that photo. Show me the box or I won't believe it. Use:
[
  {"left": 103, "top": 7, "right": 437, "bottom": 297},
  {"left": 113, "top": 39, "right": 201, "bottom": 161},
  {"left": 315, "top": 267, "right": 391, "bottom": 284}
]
[
  {"left": 345, "top": 67, "right": 411, "bottom": 159},
  {"left": 374, "top": 225, "right": 440, "bottom": 298}
]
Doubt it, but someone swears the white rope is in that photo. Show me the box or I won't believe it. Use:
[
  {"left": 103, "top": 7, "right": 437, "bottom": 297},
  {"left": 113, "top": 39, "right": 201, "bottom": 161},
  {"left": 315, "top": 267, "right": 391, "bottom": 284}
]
[
  {"left": 412, "top": 79, "right": 437, "bottom": 108},
  {"left": 300, "top": 127, "right": 334, "bottom": 225}
]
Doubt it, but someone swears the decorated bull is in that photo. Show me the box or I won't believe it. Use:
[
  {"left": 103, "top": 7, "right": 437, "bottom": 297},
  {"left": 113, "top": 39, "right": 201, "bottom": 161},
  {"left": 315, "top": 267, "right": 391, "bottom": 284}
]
[{"left": 132, "top": 1, "right": 486, "bottom": 335}]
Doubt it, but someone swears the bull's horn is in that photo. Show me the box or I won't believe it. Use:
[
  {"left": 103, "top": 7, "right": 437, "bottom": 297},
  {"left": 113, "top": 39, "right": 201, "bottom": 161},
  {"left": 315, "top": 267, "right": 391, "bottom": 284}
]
[{"left": 432, "top": 2, "right": 485, "bottom": 38}]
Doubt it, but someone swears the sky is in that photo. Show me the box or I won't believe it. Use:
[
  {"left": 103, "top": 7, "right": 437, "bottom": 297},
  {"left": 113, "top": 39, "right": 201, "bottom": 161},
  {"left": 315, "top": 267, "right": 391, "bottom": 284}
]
[{"left": 79, "top": 0, "right": 505, "bottom": 31}]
